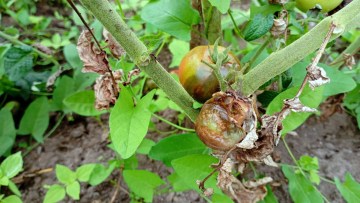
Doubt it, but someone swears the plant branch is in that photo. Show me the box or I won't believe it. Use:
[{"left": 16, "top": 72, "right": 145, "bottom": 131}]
[
  {"left": 241, "top": 0, "right": 360, "bottom": 95},
  {"left": 295, "top": 23, "right": 336, "bottom": 98},
  {"left": 79, "top": 0, "right": 199, "bottom": 122},
  {"left": 152, "top": 113, "right": 195, "bottom": 132}
]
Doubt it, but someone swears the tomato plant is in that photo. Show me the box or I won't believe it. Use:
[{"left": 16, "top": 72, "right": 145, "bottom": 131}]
[{"left": 178, "top": 45, "right": 240, "bottom": 102}]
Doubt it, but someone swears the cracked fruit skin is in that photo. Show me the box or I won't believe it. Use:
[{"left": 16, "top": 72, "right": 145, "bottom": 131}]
[
  {"left": 195, "top": 92, "right": 252, "bottom": 151},
  {"left": 296, "top": 0, "right": 342, "bottom": 13},
  {"left": 178, "top": 46, "right": 240, "bottom": 103}
]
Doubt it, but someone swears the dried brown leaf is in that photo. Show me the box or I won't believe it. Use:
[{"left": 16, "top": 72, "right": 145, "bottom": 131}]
[
  {"left": 103, "top": 29, "right": 125, "bottom": 59},
  {"left": 284, "top": 97, "right": 317, "bottom": 113},
  {"left": 307, "top": 65, "right": 330, "bottom": 89},
  {"left": 77, "top": 30, "right": 109, "bottom": 74},
  {"left": 217, "top": 159, "right": 268, "bottom": 203},
  {"left": 94, "top": 70, "right": 123, "bottom": 110}
]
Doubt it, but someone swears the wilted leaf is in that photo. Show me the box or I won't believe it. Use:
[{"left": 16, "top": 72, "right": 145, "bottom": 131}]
[
  {"left": 217, "top": 159, "right": 270, "bottom": 203},
  {"left": 77, "top": 30, "right": 108, "bottom": 74},
  {"left": 284, "top": 97, "right": 317, "bottom": 113},
  {"left": 94, "top": 70, "right": 123, "bottom": 110},
  {"left": 307, "top": 65, "right": 330, "bottom": 90},
  {"left": 103, "top": 29, "right": 124, "bottom": 59}
]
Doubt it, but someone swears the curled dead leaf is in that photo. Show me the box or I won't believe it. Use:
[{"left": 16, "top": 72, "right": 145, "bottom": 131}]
[
  {"left": 284, "top": 97, "right": 317, "bottom": 113},
  {"left": 217, "top": 159, "right": 269, "bottom": 203},
  {"left": 307, "top": 65, "right": 330, "bottom": 89},
  {"left": 94, "top": 70, "right": 123, "bottom": 110},
  {"left": 77, "top": 30, "right": 109, "bottom": 74},
  {"left": 103, "top": 29, "right": 124, "bottom": 59}
]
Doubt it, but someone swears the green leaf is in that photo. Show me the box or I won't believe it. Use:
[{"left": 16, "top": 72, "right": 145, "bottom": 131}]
[
  {"left": 298, "top": 155, "right": 319, "bottom": 171},
  {"left": 1, "top": 152, "right": 23, "bottom": 179},
  {"left": 172, "top": 154, "right": 220, "bottom": 194},
  {"left": 322, "top": 65, "right": 357, "bottom": 96},
  {"left": 1, "top": 195, "right": 22, "bottom": 203},
  {"left": 8, "top": 180, "right": 21, "bottom": 197},
  {"left": 258, "top": 185, "right": 279, "bottom": 203},
  {"left": 335, "top": 173, "right": 360, "bottom": 203},
  {"left": 250, "top": 4, "right": 282, "bottom": 18},
  {"left": 0, "top": 107, "right": 16, "bottom": 156},
  {"left": 63, "top": 44, "right": 83, "bottom": 69},
  {"left": 123, "top": 155, "right": 138, "bottom": 170},
  {"left": 169, "top": 39, "right": 189, "bottom": 68},
  {"left": 52, "top": 76, "right": 75, "bottom": 111},
  {"left": 88, "top": 162, "right": 116, "bottom": 186},
  {"left": 243, "top": 14, "right": 273, "bottom": 41},
  {"left": 55, "top": 165, "right": 76, "bottom": 185},
  {"left": 0, "top": 175, "right": 9, "bottom": 186},
  {"left": 3, "top": 46, "right": 33, "bottom": 85},
  {"left": 63, "top": 90, "right": 106, "bottom": 116},
  {"left": 123, "top": 170, "right": 165, "bottom": 202},
  {"left": 136, "top": 139, "right": 156, "bottom": 155},
  {"left": 43, "top": 184, "right": 66, "bottom": 203},
  {"left": 212, "top": 193, "right": 234, "bottom": 203},
  {"left": 167, "top": 172, "right": 192, "bottom": 192},
  {"left": 266, "top": 85, "right": 324, "bottom": 135},
  {"left": 66, "top": 181, "right": 80, "bottom": 200},
  {"left": 18, "top": 97, "right": 49, "bottom": 142},
  {"left": 208, "top": 0, "right": 231, "bottom": 14},
  {"left": 141, "top": 0, "right": 200, "bottom": 41},
  {"left": 149, "top": 133, "right": 207, "bottom": 166},
  {"left": 76, "top": 163, "right": 96, "bottom": 182},
  {"left": 110, "top": 88, "right": 155, "bottom": 159},
  {"left": 282, "top": 165, "right": 323, "bottom": 203}
]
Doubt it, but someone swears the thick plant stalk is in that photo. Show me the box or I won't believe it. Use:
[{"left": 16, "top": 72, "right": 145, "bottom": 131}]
[
  {"left": 241, "top": 0, "right": 360, "bottom": 95},
  {"left": 79, "top": 0, "right": 199, "bottom": 122}
]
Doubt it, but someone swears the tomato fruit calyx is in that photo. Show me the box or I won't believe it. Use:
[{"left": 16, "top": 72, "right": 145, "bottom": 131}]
[{"left": 179, "top": 45, "right": 241, "bottom": 103}]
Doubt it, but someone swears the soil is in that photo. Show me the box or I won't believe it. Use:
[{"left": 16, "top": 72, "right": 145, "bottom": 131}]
[{"left": 18, "top": 111, "right": 360, "bottom": 203}]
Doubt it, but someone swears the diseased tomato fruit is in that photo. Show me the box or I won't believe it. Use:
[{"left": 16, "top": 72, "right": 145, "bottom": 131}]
[
  {"left": 179, "top": 46, "right": 240, "bottom": 103},
  {"left": 195, "top": 91, "right": 253, "bottom": 151},
  {"left": 295, "top": 0, "right": 342, "bottom": 13}
]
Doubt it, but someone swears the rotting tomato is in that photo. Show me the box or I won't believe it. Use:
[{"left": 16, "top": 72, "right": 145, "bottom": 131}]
[
  {"left": 195, "top": 91, "right": 254, "bottom": 151},
  {"left": 178, "top": 45, "right": 241, "bottom": 103},
  {"left": 295, "top": 0, "right": 342, "bottom": 13}
]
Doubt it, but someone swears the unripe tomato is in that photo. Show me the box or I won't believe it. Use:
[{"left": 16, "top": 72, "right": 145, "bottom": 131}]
[
  {"left": 195, "top": 92, "right": 252, "bottom": 151},
  {"left": 178, "top": 46, "right": 240, "bottom": 103},
  {"left": 295, "top": 0, "right": 342, "bottom": 13}
]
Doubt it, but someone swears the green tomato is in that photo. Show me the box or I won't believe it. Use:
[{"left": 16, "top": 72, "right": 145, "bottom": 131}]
[
  {"left": 178, "top": 46, "right": 240, "bottom": 103},
  {"left": 296, "top": 0, "right": 342, "bottom": 13}
]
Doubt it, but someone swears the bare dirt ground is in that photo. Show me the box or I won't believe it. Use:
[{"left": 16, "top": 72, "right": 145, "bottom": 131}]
[{"left": 18, "top": 111, "right": 360, "bottom": 203}]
